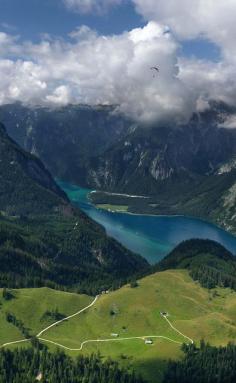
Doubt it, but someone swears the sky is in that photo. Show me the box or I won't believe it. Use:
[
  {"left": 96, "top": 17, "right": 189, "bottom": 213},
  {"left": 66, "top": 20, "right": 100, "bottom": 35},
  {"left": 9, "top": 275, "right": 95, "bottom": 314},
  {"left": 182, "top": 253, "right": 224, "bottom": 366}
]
[{"left": 0, "top": 0, "right": 236, "bottom": 124}]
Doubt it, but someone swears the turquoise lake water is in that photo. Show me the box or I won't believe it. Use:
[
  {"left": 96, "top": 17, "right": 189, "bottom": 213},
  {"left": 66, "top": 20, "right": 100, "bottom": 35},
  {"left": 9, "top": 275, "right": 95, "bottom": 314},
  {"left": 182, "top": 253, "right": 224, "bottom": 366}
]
[{"left": 59, "top": 181, "right": 236, "bottom": 264}]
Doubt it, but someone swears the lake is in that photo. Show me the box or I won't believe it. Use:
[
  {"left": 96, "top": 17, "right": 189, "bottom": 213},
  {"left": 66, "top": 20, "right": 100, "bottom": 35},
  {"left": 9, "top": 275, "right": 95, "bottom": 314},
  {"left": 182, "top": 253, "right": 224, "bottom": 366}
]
[{"left": 58, "top": 181, "right": 236, "bottom": 264}]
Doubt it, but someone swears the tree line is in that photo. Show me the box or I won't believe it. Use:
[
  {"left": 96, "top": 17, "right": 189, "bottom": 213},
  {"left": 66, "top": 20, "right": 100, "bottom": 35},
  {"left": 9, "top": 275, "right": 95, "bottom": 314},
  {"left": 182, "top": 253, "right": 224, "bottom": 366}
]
[
  {"left": 163, "top": 341, "right": 236, "bottom": 383},
  {"left": 0, "top": 348, "right": 145, "bottom": 383}
]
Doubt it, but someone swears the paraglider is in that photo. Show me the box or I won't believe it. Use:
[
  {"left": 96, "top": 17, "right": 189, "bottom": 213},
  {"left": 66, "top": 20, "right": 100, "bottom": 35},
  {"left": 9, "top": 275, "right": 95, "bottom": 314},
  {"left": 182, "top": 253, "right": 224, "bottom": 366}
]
[{"left": 150, "top": 66, "right": 159, "bottom": 77}]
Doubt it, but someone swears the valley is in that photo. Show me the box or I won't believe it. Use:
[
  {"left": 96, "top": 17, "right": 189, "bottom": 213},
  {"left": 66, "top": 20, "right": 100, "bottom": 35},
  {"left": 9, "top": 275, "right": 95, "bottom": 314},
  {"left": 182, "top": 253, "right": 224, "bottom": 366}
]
[
  {"left": 58, "top": 181, "right": 236, "bottom": 263},
  {"left": 1, "top": 102, "right": 236, "bottom": 236},
  {"left": 0, "top": 114, "right": 235, "bottom": 382},
  {"left": 1, "top": 2, "right": 236, "bottom": 382}
]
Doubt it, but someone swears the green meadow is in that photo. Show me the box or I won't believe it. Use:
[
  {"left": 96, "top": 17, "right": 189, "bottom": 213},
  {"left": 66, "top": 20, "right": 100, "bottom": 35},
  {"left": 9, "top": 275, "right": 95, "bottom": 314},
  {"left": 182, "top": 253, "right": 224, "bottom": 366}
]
[
  {"left": 1, "top": 270, "right": 236, "bottom": 382},
  {"left": 96, "top": 204, "right": 129, "bottom": 212}
]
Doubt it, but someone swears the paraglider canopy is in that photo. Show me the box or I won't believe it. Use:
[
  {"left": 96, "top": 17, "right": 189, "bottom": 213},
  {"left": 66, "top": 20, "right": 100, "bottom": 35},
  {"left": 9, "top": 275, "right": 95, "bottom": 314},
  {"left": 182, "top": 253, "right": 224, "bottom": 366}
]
[{"left": 150, "top": 66, "right": 159, "bottom": 77}]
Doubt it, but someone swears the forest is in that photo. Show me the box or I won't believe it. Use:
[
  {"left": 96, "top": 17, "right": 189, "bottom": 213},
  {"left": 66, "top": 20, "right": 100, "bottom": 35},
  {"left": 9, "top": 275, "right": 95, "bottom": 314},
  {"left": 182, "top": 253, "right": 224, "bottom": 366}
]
[
  {"left": 0, "top": 215, "right": 148, "bottom": 295},
  {"left": 0, "top": 348, "right": 145, "bottom": 383},
  {"left": 163, "top": 341, "right": 236, "bottom": 383}
]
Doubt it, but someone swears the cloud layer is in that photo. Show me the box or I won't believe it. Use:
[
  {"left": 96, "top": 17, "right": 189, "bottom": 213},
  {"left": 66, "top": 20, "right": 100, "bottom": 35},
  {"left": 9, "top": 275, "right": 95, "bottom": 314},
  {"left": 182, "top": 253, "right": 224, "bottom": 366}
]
[
  {"left": 132, "top": 0, "right": 236, "bottom": 112},
  {"left": 0, "top": 23, "right": 196, "bottom": 123},
  {"left": 0, "top": 0, "right": 236, "bottom": 124}
]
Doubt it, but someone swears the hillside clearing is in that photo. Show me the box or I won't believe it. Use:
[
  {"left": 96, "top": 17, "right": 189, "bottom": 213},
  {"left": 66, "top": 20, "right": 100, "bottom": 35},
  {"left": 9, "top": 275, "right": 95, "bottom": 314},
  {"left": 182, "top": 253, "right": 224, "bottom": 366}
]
[{"left": 1, "top": 270, "right": 236, "bottom": 382}]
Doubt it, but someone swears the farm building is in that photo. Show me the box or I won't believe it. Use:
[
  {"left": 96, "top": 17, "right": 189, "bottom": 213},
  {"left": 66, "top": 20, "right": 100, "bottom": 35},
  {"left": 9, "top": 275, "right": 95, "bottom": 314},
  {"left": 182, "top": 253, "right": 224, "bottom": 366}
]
[
  {"left": 160, "top": 311, "right": 168, "bottom": 317},
  {"left": 145, "top": 339, "right": 153, "bottom": 345}
]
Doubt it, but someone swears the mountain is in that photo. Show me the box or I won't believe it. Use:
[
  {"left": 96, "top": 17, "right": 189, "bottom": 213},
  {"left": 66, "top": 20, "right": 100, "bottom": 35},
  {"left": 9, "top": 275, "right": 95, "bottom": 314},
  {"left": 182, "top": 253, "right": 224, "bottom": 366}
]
[
  {"left": 0, "top": 122, "right": 69, "bottom": 216},
  {"left": 85, "top": 113, "right": 236, "bottom": 194},
  {"left": 87, "top": 103, "right": 236, "bottom": 234},
  {"left": 91, "top": 167, "right": 236, "bottom": 234},
  {"left": 0, "top": 103, "right": 132, "bottom": 185},
  {"left": 157, "top": 239, "right": 236, "bottom": 290},
  {"left": 0, "top": 123, "right": 149, "bottom": 293},
  {"left": 1, "top": 102, "right": 236, "bottom": 234}
]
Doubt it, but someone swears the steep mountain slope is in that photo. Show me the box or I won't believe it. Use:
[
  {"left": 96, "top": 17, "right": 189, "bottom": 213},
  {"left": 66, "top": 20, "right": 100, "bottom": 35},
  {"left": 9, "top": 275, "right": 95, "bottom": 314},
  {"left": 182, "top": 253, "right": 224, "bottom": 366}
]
[
  {"left": 1, "top": 102, "right": 236, "bottom": 234},
  {"left": 0, "top": 103, "right": 132, "bottom": 185},
  {"left": 0, "top": 123, "right": 149, "bottom": 293},
  {"left": 86, "top": 106, "right": 236, "bottom": 194},
  {"left": 87, "top": 104, "right": 236, "bottom": 234},
  {"left": 0, "top": 122, "right": 68, "bottom": 215}
]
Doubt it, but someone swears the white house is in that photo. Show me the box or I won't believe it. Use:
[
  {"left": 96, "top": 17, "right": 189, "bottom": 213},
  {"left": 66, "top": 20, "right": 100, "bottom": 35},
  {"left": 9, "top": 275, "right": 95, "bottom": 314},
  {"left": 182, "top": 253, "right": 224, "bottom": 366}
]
[{"left": 145, "top": 339, "right": 153, "bottom": 345}]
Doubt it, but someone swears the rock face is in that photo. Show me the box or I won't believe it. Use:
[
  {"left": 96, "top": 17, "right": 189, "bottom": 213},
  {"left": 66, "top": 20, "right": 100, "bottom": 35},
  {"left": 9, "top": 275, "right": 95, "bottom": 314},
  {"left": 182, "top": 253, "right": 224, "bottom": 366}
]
[
  {"left": 1, "top": 101, "right": 235, "bottom": 194},
  {"left": 84, "top": 102, "right": 236, "bottom": 234},
  {"left": 86, "top": 115, "right": 236, "bottom": 195},
  {"left": 217, "top": 179, "right": 236, "bottom": 233},
  {"left": 0, "top": 103, "right": 132, "bottom": 186},
  {"left": 1, "top": 101, "right": 236, "bottom": 233}
]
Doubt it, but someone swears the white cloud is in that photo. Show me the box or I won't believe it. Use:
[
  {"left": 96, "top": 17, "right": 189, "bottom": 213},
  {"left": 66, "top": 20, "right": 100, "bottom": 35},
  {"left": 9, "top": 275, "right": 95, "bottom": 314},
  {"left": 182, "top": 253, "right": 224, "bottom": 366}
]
[
  {"left": 132, "top": 0, "right": 236, "bottom": 58},
  {"left": 219, "top": 115, "right": 236, "bottom": 129},
  {"left": 63, "top": 0, "right": 122, "bottom": 14},
  {"left": 178, "top": 57, "right": 236, "bottom": 109},
  {"left": 46, "top": 85, "right": 72, "bottom": 105},
  {"left": 0, "top": 22, "right": 197, "bottom": 123},
  {"left": 1, "top": 4, "right": 236, "bottom": 125},
  {"left": 130, "top": 0, "right": 236, "bottom": 123}
]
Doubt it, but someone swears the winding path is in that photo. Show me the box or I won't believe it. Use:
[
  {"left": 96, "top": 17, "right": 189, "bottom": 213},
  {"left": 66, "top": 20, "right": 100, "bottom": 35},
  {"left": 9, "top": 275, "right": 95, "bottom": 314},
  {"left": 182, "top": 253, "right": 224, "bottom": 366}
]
[
  {"left": 38, "top": 335, "right": 183, "bottom": 351},
  {"left": 0, "top": 339, "right": 30, "bottom": 349},
  {"left": 0, "top": 295, "right": 98, "bottom": 350},
  {"left": 37, "top": 295, "right": 99, "bottom": 337},
  {"left": 0, "top": 294, "right": 194, "bottom": 350},
  {"left": 163, "top": 315, "right": 194, "bottom": 345}
]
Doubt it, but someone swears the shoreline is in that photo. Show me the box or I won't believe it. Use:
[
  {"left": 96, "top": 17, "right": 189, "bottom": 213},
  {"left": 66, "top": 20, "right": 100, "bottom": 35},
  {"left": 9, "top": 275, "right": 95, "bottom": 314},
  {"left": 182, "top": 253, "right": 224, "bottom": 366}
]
[
  {"left": 90, "top": 196, "right": 236, "bottom": 239},
  {"left": 90, "top": 190, "right": 150, "bottom": 199},
  {"left": 57, "top": 182, "right": 236, "bottom": 243}
]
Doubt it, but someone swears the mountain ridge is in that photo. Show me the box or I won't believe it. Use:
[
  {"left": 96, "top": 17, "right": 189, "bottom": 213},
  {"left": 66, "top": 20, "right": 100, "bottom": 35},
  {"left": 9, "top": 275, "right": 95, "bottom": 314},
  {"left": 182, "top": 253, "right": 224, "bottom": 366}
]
[{"left": 1, "top": 102, "right": 236, "bottom": 234}]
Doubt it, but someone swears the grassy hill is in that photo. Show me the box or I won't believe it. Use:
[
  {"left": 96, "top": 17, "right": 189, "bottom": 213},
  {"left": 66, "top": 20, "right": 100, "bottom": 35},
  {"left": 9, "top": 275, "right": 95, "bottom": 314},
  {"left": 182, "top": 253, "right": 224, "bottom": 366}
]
[{"left": 1, "top": 269, "right": 236, "bottom": 382}]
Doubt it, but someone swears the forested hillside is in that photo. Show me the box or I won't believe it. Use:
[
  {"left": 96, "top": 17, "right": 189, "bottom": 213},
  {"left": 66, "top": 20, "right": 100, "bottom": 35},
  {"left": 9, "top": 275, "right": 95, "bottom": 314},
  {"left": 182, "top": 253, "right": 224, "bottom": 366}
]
[
  {"left": 164, "top": 342, "right": 236, "bottom": 383},
  {"left": 158, "top": 239, "right": 236, "bottom": 290},
  {"left": 0, "top": 122, "right": 68, "bottom": 216},
  {"left": 0, "top": 123, "right": 149, "bottom": 294}
]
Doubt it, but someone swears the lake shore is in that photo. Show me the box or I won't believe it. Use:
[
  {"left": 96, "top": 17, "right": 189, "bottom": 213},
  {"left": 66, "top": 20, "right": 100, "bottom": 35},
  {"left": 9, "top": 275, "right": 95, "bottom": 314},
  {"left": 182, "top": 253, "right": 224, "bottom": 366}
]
[{"left": 58, "top": 180, "right": 236, "bottom": 263}]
